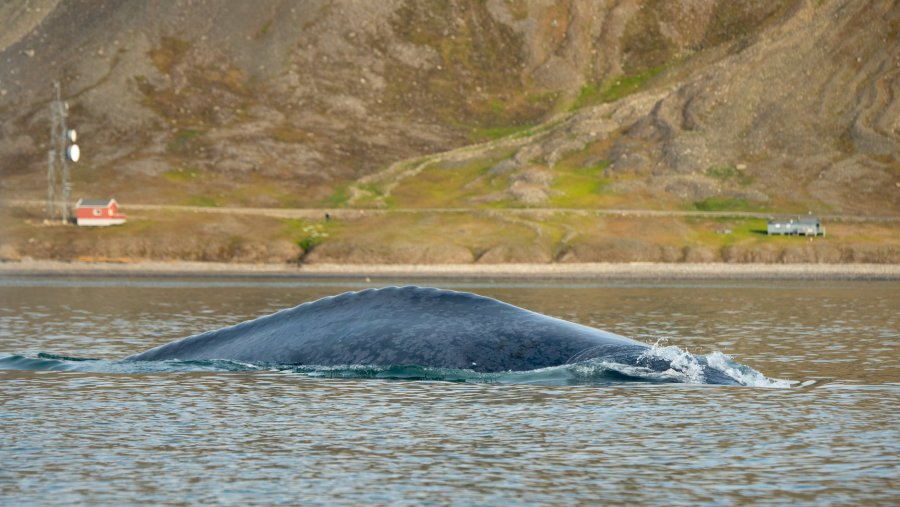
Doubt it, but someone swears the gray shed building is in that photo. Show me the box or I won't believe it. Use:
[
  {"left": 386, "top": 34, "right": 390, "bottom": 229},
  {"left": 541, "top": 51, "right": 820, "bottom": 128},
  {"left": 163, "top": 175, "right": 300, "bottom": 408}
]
[{"left": 767, "top": 216, "right": 825, "bottom": 236}]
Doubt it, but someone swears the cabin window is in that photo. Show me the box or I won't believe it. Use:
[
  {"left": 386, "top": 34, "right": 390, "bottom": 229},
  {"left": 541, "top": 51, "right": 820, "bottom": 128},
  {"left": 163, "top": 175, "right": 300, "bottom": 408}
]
[{"left": 93, "top": 209, "right": 102, "bottom": 216}]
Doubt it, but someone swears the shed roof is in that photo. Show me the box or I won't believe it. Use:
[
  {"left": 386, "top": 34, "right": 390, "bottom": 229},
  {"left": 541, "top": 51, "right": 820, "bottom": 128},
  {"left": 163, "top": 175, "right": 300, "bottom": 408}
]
[
  {"left": 768, "top": 216, "right": 821, "bottom": 224},
  {"left": 76, "top": 198, "right": 116, "bottom": 207}
]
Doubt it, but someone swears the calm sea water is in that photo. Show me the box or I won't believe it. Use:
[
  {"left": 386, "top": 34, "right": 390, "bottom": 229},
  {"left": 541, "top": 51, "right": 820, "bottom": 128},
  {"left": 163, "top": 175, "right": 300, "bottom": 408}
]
[{"left": 1, "top": 276, "right": 898, "bottom": 505}]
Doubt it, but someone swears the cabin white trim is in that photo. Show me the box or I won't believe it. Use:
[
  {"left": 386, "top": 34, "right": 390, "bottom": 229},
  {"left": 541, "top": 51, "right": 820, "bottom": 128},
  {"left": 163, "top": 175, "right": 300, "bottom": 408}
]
[{"left": 76, "top": 217, "right": 127, "bottom": 227}]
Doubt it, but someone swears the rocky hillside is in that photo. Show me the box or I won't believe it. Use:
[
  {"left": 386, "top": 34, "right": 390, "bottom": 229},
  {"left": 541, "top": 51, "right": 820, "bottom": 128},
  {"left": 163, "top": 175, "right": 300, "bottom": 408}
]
[{"left": 2, "top": 0, "right": 895, "bottom": 215}]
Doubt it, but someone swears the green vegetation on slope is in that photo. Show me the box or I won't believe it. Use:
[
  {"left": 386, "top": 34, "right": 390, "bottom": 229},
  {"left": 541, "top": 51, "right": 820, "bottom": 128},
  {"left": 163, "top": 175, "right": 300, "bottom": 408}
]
[
  {"left": 705, "top": 165, "right": 753, "bottom": 186},
  {"left": 549, "top": 160, "right": 611, "bottom": 208},
  {"left": 692, "top": 197, "right": 760, "bottom": 212},
  {"left": 387, "top": 153, "right": 514, "bottom": 208},
  {"left": 572, "top": 66, "right": 666, "bottom": 110}
]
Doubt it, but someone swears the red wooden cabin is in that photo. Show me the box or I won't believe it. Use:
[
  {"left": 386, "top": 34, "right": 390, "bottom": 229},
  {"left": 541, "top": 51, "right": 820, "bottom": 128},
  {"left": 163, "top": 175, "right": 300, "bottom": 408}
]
[{"left": 75, "top": 198, "right": 127, "bottom": 226}]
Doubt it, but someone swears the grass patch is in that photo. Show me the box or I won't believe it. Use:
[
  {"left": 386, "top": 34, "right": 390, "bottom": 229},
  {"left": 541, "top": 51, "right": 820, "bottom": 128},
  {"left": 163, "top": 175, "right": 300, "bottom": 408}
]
[
  {"left": 168, "top": 129, "right": 204, "bottom": 156},
  {"left": 488, "top": 99, "right": 506, "bottom": 114},
  {"left": 706, "top": 165, "right": 736, "bottom": 180},
  {"left": 322, "top": 184, "right": 350, "bottom": 208},
  {"left": 542, "top": 137, "right": 618, "bottom": 208},
  {"left": 389, "top": 155, "right": 512, "bottom": 208},
  {"left": 692, "top": 197, "right": 758, "bottom": 212},
  {"left": 347, "top": 182, "right": 390, "bottom": 208},
  {"left": 163, "top": 166, "right": 202, "bottom": 183},
  {"left": 173, "top": 129, "right": 201, "bottom": 142},
  {"left": 185, "top": 195, "right": 219, "bottom": 207},
  {"left": 549, "top": 160, "right": 611, "bottom": 208},
  {"left": 723, "top": 218, "right": 768, "bottom": 238},
  {"left": 297, "top": 224, "right": 328, "bottom": 260},
  {"left": 600, "top": 66, "right": 666, "bottom": 102},
  {"left": 688, "top": 217, "right": 769, "bottom": 245},
  {"left": 706, "top": 164, "right": 753, "bottom": 186},
  {"left": 571, "top": 83, "right": 601, "bottom": 111},
  {"left": 571, "top": 66, "right": 666, "bottom": 110},
  {"left": 282, "top": 218, "right": 340, "bottom": 262}
]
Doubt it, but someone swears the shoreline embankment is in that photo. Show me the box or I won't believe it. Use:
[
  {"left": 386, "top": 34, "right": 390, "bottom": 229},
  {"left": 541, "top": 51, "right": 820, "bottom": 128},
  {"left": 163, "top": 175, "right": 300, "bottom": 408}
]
[{"left": 1, "top": 260, "right": 898, "bottom": 281}]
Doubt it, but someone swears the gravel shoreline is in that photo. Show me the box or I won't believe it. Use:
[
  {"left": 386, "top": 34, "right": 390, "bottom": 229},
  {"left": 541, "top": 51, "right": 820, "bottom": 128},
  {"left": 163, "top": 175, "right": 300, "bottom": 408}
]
[{"left": 1, "top": 260, "right": 898, "bottom": 280}]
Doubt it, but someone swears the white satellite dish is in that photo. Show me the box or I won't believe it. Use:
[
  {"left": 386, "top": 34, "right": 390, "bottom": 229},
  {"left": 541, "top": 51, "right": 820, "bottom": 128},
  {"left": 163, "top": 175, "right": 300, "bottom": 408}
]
[
  {"left": 67, "top": 129, "right": 77, "bottom": 142},
  {"left": 67, "top": 144, "right": 80, "bottom": 162}
]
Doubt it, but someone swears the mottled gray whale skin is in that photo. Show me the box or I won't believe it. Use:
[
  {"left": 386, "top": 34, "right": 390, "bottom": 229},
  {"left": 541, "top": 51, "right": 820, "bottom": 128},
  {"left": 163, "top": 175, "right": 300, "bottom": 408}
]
[{"left": 125, "top": 286, "right": 736, "bottom": 383}]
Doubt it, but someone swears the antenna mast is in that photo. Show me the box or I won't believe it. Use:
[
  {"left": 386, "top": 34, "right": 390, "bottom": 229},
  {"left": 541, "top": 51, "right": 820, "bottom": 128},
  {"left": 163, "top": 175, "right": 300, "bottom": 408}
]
[{"left": 47, "top": 81, "right": 79, "bottom": 223}]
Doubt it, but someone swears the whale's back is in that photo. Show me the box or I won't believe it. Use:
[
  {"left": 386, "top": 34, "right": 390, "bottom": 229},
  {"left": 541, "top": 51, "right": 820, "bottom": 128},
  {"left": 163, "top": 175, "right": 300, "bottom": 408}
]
[{"left": 125, "top": 286, "right": 643, "bottom": 372}]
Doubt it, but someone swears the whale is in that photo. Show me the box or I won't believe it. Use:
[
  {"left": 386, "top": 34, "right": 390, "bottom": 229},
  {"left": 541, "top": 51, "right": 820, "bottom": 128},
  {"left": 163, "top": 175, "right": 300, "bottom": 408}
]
[{"left": 125, "top": 286, "right": 740, "bottom": 384}]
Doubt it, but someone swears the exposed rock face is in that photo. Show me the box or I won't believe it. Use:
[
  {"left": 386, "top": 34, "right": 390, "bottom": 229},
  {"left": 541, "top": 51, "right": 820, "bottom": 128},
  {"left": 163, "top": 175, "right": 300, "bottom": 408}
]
[
  {"left": 464, "top": 0, "right": 899, "bottom": 211},
  {"left": 0, "top": 0, "right": 896, "bottom": 216},
  {"left": 619, "top": 0, "right": 900, "bottom": 213}
]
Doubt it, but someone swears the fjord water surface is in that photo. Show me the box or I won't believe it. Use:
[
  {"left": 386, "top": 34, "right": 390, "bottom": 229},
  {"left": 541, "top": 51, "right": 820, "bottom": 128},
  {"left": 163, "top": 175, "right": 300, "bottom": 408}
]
[{"left": 1, "top": 277, "right": 898, "bottom": 505}]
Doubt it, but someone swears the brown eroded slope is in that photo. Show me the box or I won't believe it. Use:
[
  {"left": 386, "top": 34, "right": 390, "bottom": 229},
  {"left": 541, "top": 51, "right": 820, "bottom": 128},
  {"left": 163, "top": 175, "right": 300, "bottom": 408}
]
[
  {"left": 5, "top": 0, "right": 885, "bottom": 212},
  {"left": 350, "top": 0, "right": 899, "bottom": 216},
  {"left": 0, "top": 0, "right": 897, "bottom": 266}
]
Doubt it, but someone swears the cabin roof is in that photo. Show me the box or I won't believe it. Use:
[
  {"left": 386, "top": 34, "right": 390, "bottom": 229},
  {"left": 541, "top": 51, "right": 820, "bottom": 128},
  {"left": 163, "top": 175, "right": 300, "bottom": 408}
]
[
  {"left": 76, "top": 198, "right": 116, "bottom": 207},
  {"left": 768, "top": 216, "right": 820, "bottom": 224}
]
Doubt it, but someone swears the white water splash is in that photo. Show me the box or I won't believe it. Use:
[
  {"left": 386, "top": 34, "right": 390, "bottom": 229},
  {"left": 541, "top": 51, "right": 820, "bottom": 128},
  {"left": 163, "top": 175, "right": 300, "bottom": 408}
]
[
  {"left": 704, "top": 351, "right": 792, "bottom": 389},
  {"left": 637, "top": 341, "right": 707, "bottom": 384}
]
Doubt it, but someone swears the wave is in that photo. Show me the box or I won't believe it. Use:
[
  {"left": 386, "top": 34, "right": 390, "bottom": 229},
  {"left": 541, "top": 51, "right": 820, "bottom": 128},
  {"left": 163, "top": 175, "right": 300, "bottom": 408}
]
[
  {"left": 0, "top": 353, "right": 265, "bottom": 373},
  {"left": 0, "top": 346, "right": 791, "bottom": 388},
  {"left": 636, "top": 342, "right": 792, "bottom": 388}
]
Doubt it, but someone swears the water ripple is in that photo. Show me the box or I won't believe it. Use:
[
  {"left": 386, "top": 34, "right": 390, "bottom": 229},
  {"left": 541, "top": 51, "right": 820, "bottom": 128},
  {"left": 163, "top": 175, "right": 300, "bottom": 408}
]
[{"left": 1, "top": 278, "right": 898, "bottom": 505}]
